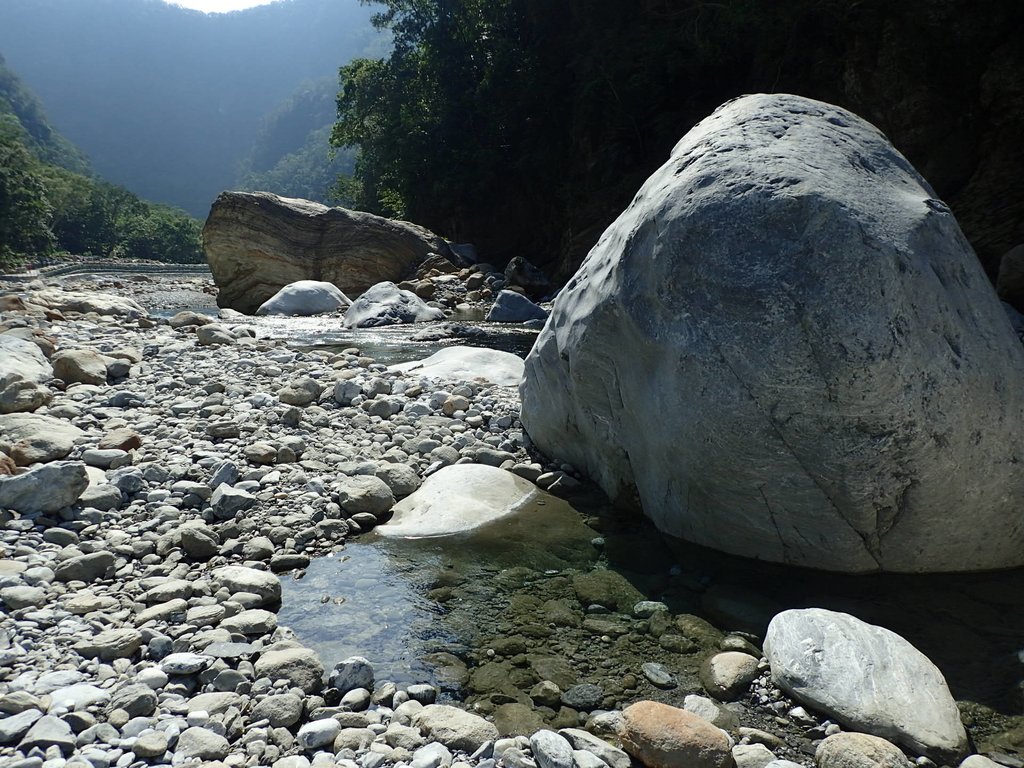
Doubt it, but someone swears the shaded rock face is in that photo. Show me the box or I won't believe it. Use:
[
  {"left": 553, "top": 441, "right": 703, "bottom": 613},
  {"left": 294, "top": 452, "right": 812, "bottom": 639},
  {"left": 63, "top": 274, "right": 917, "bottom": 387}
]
[
  {"left": 520, "top": 93, "right": 1024, "bottom": 574},
  {"left": 203, "top": 191, "right": 453, "bottom": 314}
]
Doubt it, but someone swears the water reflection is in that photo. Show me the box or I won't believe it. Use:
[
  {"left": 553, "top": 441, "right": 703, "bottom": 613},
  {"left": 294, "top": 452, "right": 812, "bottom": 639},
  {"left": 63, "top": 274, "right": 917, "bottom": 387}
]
[
  {"left": 278, "top": 497, "right": 599, "bottom": 693},
  {"left": 153, "top": 306, "right": 539, "bottom": 365}
]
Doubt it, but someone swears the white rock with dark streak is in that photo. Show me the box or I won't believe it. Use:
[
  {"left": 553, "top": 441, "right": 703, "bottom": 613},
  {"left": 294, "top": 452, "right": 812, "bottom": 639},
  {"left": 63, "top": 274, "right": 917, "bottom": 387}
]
[
  {"left": 529, "top": 730, "right": 574, "bottom": 768},
  {"left": 344, "top": 281, "right": 444, "bottom": 328},
  {"left": 764, "top": 608, "right": 967, "bottom": 762}
]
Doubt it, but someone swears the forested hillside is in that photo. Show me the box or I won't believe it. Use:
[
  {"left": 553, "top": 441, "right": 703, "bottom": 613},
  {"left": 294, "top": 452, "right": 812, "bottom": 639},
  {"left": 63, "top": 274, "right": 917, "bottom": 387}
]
[
  {"left": 0, "top": 0, "right": 382, "bottom": 216},
  {"left": 0, "top": 54, "right": 201, "bottom": 270},
  {"left": 334, "top": 0, "right": 1024, "bottom": 279},
  {"left": 236, "top": 77, "right": 356, "bottom": 205}
]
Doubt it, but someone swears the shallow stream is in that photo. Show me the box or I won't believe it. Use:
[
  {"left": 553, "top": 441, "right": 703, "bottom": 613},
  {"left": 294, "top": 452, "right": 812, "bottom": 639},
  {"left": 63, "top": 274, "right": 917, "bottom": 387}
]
[{"left": 156, "top": 299, "right": 1024, "bottom": 754}]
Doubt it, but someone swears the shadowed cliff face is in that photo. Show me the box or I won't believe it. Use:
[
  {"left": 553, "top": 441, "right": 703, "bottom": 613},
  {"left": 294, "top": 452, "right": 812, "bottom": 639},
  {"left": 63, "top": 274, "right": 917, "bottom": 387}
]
[
  {"left": 832, "top": 2, "right": 1024, "bottom": 279},
  {"left": 542, "top": 0, "right": 1024, "bottom": 284}
]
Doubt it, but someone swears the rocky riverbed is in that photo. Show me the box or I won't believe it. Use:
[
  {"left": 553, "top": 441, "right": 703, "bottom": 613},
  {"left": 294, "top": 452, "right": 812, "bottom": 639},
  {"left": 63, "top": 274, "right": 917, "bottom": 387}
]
[{"left": 1, "top": 274, "right": 1023, "bottom": 768}]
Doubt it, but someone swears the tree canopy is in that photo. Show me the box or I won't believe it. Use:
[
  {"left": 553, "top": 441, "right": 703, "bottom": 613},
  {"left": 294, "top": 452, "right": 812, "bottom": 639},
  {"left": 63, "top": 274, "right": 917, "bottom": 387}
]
[{"left": 333, "top": 0, "right": 1024, "bottom": 277}]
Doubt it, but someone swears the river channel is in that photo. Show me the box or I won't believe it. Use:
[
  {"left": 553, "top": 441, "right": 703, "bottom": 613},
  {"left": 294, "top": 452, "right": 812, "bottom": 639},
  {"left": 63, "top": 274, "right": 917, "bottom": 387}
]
[{"left": 155, "top": 298, "right": 1024, "bottom": 754}]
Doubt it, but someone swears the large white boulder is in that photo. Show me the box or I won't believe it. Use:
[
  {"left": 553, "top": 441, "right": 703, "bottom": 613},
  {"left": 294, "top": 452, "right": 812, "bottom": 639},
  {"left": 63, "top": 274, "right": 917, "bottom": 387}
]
[
  {"left": 390, "top": 346, "right": 524, "bottom": 387},
  {"left": 255, "top": 279, "right": 351, "bottom": 316},
  {"left": 764, "top": 608, "right": 967, "bottom": 762},
  {"left": 377, "top": 464, "right": 542, "bottom": 538},
  {"left": 520, "top": 93, "right": 1024, "bottom": 573}
]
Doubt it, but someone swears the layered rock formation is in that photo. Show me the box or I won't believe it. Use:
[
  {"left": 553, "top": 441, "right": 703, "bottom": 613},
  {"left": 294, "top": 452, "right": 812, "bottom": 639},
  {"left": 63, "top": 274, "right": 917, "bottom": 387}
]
[
  {"left": 520, "top": 94, "right": 1024, "bottom": 574},
  {"left": 203, "top": 192, "right": 453, "bottom": 314}
]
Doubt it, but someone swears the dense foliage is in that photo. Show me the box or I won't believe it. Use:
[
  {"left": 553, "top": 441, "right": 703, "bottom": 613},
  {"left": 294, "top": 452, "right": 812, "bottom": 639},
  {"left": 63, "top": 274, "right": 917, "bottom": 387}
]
[
  {"left": 333, "top": 0, "right": 1024, "bottom": 276},
  {"left": 0, "top": 54, "right": 202, "bottom": 271},
  {"left": 0, "top": 0, "right": 383, "bottom": 216}
]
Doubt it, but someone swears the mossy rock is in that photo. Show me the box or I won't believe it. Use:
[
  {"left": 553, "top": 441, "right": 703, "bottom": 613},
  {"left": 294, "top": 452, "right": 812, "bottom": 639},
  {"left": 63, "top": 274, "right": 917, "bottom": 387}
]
[
  {"left": 493, "top": 702, "right": 547, "bottom": 736},
  {"left": 571, "top": 569, "right": 646, "bottom": 613}
]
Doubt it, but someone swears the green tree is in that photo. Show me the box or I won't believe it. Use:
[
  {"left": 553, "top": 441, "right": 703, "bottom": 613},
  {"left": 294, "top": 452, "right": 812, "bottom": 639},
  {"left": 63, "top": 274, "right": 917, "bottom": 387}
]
[
  {"left": 115, "top": 205, "right": 203, "bottom": 264},
  {"left": 0, "top": 121, "right": 53, "bottom": 269}
]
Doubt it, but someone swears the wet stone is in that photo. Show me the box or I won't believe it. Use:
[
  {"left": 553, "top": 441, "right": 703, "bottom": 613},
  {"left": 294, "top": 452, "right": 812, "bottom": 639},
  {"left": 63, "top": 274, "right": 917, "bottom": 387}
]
[{"left": 560, "top": 684, "right": 604, "bottom": 711}]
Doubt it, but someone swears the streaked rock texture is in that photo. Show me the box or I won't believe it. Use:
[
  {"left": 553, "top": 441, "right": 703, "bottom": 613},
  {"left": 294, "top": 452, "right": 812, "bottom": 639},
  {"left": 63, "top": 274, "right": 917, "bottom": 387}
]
[
  {"left": 343, "top": 281, "right": 443, "bottom": 328},
  {"left": 764, "top": 608, "right": 966, "bottom": 762},
  {"left": 520, "top": 93, "right": 1024, "bottom": 573},
  {"left": 203, "top": 191, "right": 452, "bottom": 314}
]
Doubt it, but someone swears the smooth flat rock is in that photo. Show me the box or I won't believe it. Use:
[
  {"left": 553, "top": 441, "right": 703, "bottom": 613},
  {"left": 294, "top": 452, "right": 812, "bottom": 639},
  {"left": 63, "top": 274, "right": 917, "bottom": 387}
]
[
  {"left": 18, "top": 715, "right": 75, "bottom": 754},
  {"left": 175, "top": 726, "right": 230, "bottom": 761},
  {"left": 254, "top": 647, "right": 324, "bottom": 694},
  {"left": 764, "top": 608, "right": 967, "bottom": 762},
  {"left": 377, "top": 464, "right": 543, "bottom": 538},
  {"left": 204, "top": 191, "right": 452, "bottom": 314},
  {"left": 413, "top": 704, "right": 499, "bottom": 753},
  {"left": 344, "top": 281, "right": 444, "bottom": 328},
  {"left": 211, "top": 565, "right": 281, "bottom": 606},
  {"left": 74, "top": 627, "right": 143, "bottom": 660},
  {"left": 519, "top": 92, "right": 1024, "bottom": 573},
  {"left": 559, "top": 728, "right": 631, "bottom": 768},
  {"left": 390, "top": 346, "right": 525, "bottom": 387},
  {"left": 256, "top": 279, "right": 351, "bottom": 316},
  {"left": 815, "top": 732, "right": 911, "bottom": 768}
]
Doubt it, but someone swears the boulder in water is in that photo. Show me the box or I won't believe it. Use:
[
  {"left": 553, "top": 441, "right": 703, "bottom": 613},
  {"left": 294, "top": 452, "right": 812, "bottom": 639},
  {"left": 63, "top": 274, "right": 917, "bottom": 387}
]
[
  {"left": 485, "top": 290, "right": 548, "bottom": 324},
  {"left": 377, "top": 464, "right": 543, "bottom": 538},
  {"left": 203, "top": 191, "right": 453, "bottom": 314},
  {"left": 344, "top": 281, "right": 444, "bottom": 328},
  {"left": 255, "top": 279, "right": 351, "bottom": 316},
  {"left": 520, "top": 93, "right": 1024, "bottom": 573}
]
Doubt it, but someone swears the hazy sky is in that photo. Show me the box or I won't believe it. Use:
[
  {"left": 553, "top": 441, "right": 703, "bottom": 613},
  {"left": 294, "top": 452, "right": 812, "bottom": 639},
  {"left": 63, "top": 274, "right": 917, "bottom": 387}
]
[{"left": 166, "top": 0, "right": 279, "bottom": 13}]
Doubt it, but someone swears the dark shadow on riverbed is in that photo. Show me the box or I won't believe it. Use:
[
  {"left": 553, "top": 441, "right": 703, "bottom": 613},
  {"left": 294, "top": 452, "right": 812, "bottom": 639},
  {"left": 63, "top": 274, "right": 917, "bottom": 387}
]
[{"left": 592, "top": 501, "right": 1024, "bottom": 716}]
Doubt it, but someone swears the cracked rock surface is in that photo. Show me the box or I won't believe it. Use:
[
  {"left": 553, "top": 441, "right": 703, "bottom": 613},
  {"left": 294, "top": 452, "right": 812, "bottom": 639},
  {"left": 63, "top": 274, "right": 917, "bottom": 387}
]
[{"left": 520, "top": 92, "right": 1024, "bottom": 573}]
